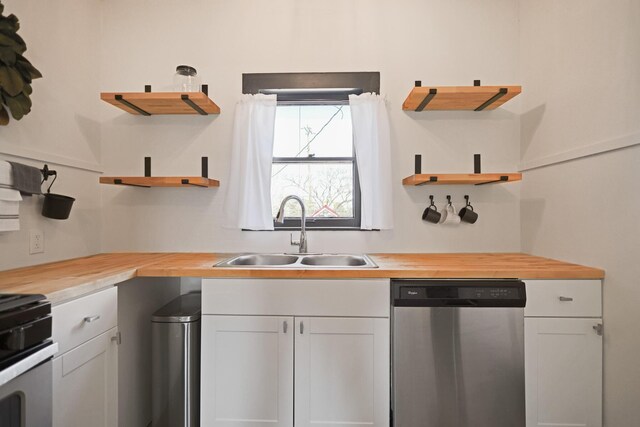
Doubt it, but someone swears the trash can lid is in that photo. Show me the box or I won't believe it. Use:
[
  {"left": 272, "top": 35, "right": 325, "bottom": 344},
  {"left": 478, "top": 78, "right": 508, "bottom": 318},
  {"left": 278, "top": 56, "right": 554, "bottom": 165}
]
[{"left": 151, "top": 292, "right": 201, "bottom": 323}]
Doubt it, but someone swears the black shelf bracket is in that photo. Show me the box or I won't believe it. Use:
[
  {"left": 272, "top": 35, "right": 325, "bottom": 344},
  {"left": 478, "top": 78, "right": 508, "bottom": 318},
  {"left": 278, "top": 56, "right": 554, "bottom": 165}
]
[
  {"left": 475, "top": 175, "right": 509, "bottom": 186},
  {"left": 475, "top": 88, "right": 508, "bottom": 111},
  {"left": 474, "top": 154, "right": 481, "bottom": 174},
  {"left": 414, "top": 154, "right": 421, "bottom": 174},
  {"left": 114, "top": 94, "right": 151, "bottom": 116},
  {"left": 144, "top": 157, "right": 151, "bottom": 177},
  {"left": 201, "top": 84, "right": 209, "bottom": 96},
  {"left": 201, "top": 157, "right": 208, "bottom": 178},
  {"left": 144, "top": 85, "right": 152, "bottom": 93},
  {"left": 415, "top": 88, "right": 437, "bottom": 112},
  {"left": 181, "top": 178, "right": 208, "bottom": 187},
  {"left": 181, "top": 94, "right": 208, "bottom": 115},
  {"left": 113, "top": 179, "right": 150, "bottom": 188},
  {"left": 417, "top": 176, "right": 438, "bottom": 186}
]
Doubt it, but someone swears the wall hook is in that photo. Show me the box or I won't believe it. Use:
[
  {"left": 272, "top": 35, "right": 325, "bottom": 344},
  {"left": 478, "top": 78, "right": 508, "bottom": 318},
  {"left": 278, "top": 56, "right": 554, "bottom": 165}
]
[
  {"left": 446, "top": 195, "right": 452, "bottom": 205},
  {"left": 40, "top": 164, "right": 58, "bottom": 193}
]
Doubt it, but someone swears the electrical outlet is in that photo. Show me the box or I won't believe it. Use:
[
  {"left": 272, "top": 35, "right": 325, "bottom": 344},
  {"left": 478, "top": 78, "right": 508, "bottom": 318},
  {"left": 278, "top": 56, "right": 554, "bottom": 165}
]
[{"left": 29, "top": 230, "right": 44, "bottom": 254}]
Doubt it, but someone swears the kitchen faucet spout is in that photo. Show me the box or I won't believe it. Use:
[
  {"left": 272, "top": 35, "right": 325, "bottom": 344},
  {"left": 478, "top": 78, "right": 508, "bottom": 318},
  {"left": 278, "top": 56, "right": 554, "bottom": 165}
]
[{"left": 275, "top": 195, "right": 308, "bottom": 253}]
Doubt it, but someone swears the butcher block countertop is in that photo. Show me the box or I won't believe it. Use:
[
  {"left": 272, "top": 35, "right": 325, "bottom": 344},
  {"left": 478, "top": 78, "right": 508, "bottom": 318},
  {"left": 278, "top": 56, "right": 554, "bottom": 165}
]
[{"left": 0, "top": 252, "right": 604, "bottom": 304}]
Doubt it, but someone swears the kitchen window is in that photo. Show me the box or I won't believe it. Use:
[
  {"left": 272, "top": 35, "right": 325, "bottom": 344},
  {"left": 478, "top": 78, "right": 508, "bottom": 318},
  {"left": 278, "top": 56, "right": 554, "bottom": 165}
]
[{"left": 243, "top": 72, "right": 380, "bottom": 230}]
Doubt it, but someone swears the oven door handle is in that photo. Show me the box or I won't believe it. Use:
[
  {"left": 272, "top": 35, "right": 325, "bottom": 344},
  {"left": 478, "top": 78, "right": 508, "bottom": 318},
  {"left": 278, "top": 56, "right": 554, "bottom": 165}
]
[{"left": 0, "top": 342, "right": 58, "bottom": 388}]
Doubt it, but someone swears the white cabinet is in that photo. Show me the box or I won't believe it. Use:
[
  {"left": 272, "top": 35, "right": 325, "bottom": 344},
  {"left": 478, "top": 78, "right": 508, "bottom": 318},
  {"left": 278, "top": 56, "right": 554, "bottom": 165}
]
[
  {"left": 524, "top": 280, "right": 602, "bottom": 427},
  {"left": 53, "top": 327, "right": 118, "bottom": 427},
  {"left": 201, "top": 316, "right": 294, "bottom": 427},
  {"left": 201, "top": 279, "right": 390, "bottom": 427},
  {"left": 294, "top": 317, "right": 389, "bottom": 427},
  {"left": 52, "top": 287, "right": 119, "bottom": 427},
  {"left": 525, "top": 318, "right": 602, "bottom": 427},
  {"left": 201, "top": 315, "right": 389, "bottom": 427}
]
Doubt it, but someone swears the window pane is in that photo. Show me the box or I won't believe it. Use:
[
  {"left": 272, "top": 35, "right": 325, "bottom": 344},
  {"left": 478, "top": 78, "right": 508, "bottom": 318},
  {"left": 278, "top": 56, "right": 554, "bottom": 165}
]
[
  {"left": 273, "top": 105, "right": 353, "bottom": 158},
  {"left": 271, "top": 162, "right": 354, "bottom": 218}
]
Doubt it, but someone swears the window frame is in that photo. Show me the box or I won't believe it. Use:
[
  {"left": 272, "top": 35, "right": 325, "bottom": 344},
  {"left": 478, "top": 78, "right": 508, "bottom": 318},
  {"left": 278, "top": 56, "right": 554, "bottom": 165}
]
[{"left": 242, "top": 72, "right": 380, "bottom": 230}]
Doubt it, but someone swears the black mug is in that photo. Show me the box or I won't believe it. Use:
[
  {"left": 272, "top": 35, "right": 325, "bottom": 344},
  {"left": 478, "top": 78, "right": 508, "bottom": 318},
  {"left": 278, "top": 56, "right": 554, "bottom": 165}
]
[
  {"left": 458, "top": 205, "right": 478, "bottom": 224},
  {"left": 422, "top": 205, "right": 441, "bottom": 224}
]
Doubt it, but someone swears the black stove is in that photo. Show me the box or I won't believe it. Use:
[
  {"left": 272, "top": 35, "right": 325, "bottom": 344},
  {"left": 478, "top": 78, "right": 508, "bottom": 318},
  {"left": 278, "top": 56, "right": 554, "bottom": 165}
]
[{"left": 0, "top": 294, "right": 52, "bottom": 370}]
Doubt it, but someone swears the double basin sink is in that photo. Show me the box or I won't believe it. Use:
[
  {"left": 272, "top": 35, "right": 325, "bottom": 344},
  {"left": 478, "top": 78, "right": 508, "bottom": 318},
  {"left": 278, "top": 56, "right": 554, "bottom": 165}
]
[{"left": 215, "top": 253, "right": 378, "bottom": 269}]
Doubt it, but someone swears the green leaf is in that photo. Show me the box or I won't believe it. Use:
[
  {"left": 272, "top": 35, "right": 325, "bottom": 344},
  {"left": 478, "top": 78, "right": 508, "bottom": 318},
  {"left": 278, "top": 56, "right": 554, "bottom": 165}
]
[
  {"left": 0, "top": 33, "right": 20, "bottom": 51},
  {"left": 0, "top": 15, "right": 20, "bottom": 34},
  {"left": 19, "top": 92, "right": 31, "bottom": 110},
  {"left": 0, "top": 65, "right": 24, "bottom": 96},
  {"left": 0, "top": 104, "right": 9, "bottom": 126},
  {"left": 16, "top": 55, "right": 41, "bottom": 79},
  {"left": 0, "top": 46, "right": 15, "bottom": 65},
  {"left": 22, "top": 82, "right": 31, "bottom": 95},
  {"left": 6, "top": 32, "right": 25, "bottom": 53},
  {"left": 5, "top": 93, "right": 26, "bottom": 120}
]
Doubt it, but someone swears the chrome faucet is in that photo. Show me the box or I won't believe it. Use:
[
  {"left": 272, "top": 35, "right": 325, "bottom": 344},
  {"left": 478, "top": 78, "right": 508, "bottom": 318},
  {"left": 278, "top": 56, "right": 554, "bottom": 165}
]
[{"left": 275, "top": 195, "right": 308, "bottom": 253}]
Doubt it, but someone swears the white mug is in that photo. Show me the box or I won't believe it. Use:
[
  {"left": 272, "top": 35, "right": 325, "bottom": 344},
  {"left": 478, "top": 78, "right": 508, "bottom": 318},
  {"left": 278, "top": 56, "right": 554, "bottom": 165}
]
[{"left": 440, "top": 203, "right": 461, "bottom": 225}]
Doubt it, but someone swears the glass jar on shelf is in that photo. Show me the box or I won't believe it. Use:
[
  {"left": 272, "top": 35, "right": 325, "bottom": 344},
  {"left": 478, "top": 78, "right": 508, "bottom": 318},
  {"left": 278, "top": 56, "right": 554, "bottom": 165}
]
[{"left": 173, "top": 65, "right": 201, "bottom": 92}]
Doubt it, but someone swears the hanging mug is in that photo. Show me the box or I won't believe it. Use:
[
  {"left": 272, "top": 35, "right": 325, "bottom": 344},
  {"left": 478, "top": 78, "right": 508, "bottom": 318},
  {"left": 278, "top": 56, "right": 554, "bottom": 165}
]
[
  {"left": 422, "top": 196, "right": 441, "bottom": 224},
  {"left": 440, "top": 196, "right": 461, "bottom": 225},
  {"left": 459, "top": 195, "right": 478, "bottom": 224}
]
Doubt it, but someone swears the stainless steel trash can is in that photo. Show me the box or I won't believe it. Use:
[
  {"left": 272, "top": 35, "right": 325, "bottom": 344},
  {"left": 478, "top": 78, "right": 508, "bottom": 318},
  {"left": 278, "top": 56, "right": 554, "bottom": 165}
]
[{"left": 151, "top": 293, "right": 201, "bottom": 427}]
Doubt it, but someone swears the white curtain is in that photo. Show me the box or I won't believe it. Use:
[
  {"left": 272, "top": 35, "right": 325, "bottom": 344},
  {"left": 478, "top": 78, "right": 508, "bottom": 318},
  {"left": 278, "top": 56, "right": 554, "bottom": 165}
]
[
  {"left": 349, "top": 93, "right": 393, "bottom": 230},
  {"left": 223, "top": 94, "right": 277, "bottom": 230}
]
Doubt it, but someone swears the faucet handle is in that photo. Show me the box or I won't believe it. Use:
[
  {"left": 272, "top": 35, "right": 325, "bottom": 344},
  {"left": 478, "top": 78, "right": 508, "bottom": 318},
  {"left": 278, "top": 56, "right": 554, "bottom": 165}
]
[{"left": 290, "top": 233, "right": 301, "bottom": 247}]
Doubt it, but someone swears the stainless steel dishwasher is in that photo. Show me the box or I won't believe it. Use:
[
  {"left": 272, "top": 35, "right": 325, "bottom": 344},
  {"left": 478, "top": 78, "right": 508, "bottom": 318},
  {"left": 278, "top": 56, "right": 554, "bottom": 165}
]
[{"left": 391, "top": 279, "right": 526, "bottom": 427}]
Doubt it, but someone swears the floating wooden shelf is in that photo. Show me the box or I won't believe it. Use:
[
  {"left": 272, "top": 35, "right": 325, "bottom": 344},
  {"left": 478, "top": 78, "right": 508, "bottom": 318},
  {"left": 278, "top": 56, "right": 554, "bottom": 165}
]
[
  {"left": 403, "top": 81, "right": 521, "bottom": 111},
  {"left": 99, "top": 176, "right": 219, "bottom": 188},
  {"left": 100, "top": 90, "right": 220, "bottom": 115},
  {"left": 402, "top": 173, "right": 522, "bottom": 186},
  {"left": 100, "top": 157, "right": 218, "bottom": 188}
]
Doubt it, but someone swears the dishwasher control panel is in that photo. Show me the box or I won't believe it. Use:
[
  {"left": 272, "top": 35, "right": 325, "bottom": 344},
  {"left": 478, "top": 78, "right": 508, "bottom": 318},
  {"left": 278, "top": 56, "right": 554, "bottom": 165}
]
[{"left": 392, "top": 280, "right": 526, "bottom": 308}]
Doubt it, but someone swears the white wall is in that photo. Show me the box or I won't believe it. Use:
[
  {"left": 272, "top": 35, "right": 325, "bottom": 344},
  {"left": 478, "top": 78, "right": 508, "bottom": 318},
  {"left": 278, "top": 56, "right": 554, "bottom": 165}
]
[
  {"left": 98, "top": 0, "right": 522, "bottom": 254},
  {"left": 1, "top": 0, "right": 638, "bottom": 423},
  {"left": 0, "top": 0, "right": 103, "bottom": 270},
  {"left": 519, "top": 1, "right": 640, "bottom": 425}
]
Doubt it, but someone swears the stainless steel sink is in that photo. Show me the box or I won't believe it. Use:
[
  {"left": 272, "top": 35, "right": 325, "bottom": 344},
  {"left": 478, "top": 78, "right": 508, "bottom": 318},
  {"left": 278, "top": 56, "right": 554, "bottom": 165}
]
[
  {"left": 223, "top": 254, "right": 299, "bottom": 266},
  {"left": 299, "top": 254, "right": 371, "bottom": 267},
  {"left": 215, "top": 253, "right": 378, "bottom": 269}
]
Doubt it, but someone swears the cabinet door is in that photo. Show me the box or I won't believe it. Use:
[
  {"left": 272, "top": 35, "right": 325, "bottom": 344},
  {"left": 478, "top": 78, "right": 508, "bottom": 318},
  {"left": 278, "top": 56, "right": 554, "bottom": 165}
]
[
  {"left": 294, "top": 317, "right": 389, "bottom": 427},
  {"left": 201, "top": 316, "right": 294, "bottom": 427},
  {"left": 53, "top": 327, "right": 118, "bottom": 427},
  {"left": 525, "top": 318, "right": 602, "bottom": 427}
]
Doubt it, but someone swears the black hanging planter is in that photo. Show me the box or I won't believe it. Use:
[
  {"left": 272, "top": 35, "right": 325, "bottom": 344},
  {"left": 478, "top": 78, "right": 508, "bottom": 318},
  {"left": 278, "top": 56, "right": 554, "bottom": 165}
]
[
  {"left": 42, "top": 193, "right": 75, "bottom": 219},
  {"left": 40, "top": 165, "right": 75, "bottom": 220}
]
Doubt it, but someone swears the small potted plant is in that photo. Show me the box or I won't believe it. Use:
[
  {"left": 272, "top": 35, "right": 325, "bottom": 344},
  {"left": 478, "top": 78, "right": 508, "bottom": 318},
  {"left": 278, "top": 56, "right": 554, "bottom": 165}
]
[{"left": 0, "top": 1, "right": 42, "bottom": 125}]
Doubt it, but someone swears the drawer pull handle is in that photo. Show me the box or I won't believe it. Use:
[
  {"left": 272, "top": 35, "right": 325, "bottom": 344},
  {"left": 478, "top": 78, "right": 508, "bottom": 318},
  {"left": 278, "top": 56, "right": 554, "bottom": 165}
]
[
  {"left": 593, "top": 323, "right": 603, "bottom": 336},
  {"left": 111, "top": 331, "right": 121, "bottom": 345},
  {"left": 84, "top": 315, "right": 101, "bottom": 323},
  {"left": 283, "top": 321, "right": 288, "bottom": 334},
  {"left": 300, "top": 321, "right": 304, "bottom": 335},
  {"left": 558, "top": 296, "right": 574, "bottom": 302}
]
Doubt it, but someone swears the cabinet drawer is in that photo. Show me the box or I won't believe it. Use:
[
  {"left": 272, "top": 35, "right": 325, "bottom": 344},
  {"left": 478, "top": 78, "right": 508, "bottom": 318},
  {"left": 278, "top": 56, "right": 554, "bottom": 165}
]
[
  {"left": 202, "top": 278, "right": 390, "bottom": 318},
  {"left": 524, "top": 280, "right": 601, "bottom": 318},
  {"left": 53, "top": 287, "right": 118, "bottom": 354}
]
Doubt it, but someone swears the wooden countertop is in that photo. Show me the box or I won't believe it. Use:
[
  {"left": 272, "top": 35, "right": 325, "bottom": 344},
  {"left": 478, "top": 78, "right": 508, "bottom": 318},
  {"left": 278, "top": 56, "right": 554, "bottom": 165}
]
[
  {"left": 0, "top": 252, "right": 604, "bottom": 304},
  {"left": 0, "top": 253, "right": 173, "bottom": 304}
]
